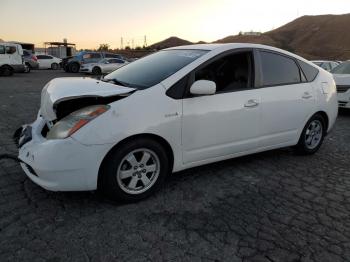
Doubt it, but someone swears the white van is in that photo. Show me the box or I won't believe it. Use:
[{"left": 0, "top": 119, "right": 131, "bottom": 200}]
[{"left": 0, "top": 42, "right": 25, "bottom": 76}]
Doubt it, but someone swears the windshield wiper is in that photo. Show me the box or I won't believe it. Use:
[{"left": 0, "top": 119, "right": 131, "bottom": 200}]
[{"left": 102, "top": 78, "right": 128, "bottom": 87}]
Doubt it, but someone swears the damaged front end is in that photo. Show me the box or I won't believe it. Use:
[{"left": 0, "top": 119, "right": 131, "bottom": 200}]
[
  {"left": 15, "top": 77, "right": 136, "bottom": 191},
  {"left": 15, "top": 77, "right": 135, "bottom": 146}
]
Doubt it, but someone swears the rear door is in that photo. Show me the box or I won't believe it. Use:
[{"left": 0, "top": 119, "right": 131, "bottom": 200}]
[
  {"left": 37, "top": 55, "right": 50, "bottom": 68},
  {"left": 256, "top": 50, "right": 315, "bottom": 148}
]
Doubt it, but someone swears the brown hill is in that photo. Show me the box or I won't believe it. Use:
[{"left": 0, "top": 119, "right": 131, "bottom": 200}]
[
  {"left": 149, "top": 14, "right": 350, "bottom": 59},
  {"left": 215, "top": 14, "right": 350, "bottom": 60},
  {"left": 149, "top": 37, "right": 193, "bottom": 50},
  {"left": 266, "top": 14, "right": 350, "bottom": 60}
]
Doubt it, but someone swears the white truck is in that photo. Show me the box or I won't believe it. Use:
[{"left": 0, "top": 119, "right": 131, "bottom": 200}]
[{"left": 0, "top": 42, "right": 26, "bottom": 76}]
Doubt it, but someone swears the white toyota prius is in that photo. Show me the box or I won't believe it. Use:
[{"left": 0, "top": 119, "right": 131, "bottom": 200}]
[{"left": 17, "top": 44, "right": 338, "bottom": 202}]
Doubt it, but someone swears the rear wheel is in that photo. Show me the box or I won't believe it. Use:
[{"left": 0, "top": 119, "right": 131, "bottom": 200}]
[
  {"left": 295, "top": 114, "right": 326, "bottom": 154},
  {"left": 99, "top": 138, "right": 170, "bottom": 202},
  {"left": 24, "top": 64, "right": 31, "bottom": 73},
  {"left": 0, "top": 65, "right": 13, "bottom": 76},
  {"left": 51, "top": 63, "right": 59, "bottom": 70},
  {"left": 69, "top": 63, "right": 80, "bottom": 73},
  {"left": 92, "top": 66, "right": 102, "bottom": 75}
]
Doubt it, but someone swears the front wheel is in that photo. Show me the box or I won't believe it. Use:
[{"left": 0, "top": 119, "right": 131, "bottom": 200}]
[
  {"left": 99, "top": 138, "right": 170, "bottom": 202},
  {"left": 92, "top": 66, "right": 102, "bottom": 75},
  {"left": 295, "top": 114, "right": 326, "bottom": 155},
  {"left": 69, "top": 63, "right": 80, "bottom": 73}
]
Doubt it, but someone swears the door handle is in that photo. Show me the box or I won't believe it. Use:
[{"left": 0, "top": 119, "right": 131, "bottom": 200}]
[
  {"left": 302, "top": 92, "right": 312, "bottom": 99},
  {"left": 244, "top": 99, "right": 259, "bottom": 108}
]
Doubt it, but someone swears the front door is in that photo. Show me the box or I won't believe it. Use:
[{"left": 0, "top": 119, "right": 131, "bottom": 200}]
[{"left": 182, "top": 50, "right": 262, "bottom": 164}]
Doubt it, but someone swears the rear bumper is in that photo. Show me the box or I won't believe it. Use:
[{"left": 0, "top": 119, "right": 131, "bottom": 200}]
[{"left": 18, "top": 115, "right": 112, "bottom": 191}]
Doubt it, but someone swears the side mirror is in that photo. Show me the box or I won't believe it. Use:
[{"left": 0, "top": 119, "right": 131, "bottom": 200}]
[
  {"left": 105, "top": 61, "right": 109, "bottom": 64},
  {"left": 190, "top": 80, "right": 216, "bottom": 95}
]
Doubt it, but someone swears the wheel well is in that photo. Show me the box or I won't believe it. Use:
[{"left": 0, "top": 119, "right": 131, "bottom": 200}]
[
  {"left": 314, "top": 111, "right": 329, "bottom": 132},
  {"left": 97, "top": 133, "right": 174, "bottom": 188}
]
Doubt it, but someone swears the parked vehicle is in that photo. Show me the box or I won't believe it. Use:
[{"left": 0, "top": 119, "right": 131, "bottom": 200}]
[
  {"left": 0, "top": 42, "right": 25, "bottom": 76},
  {"left": 80, "top": 58, "right": 128, "bottom": 75},
  {"left": 63, "top": 51, "right": 125, "bottom": 73},
  {"left": 23, "top": 50, "right": 39, "bottom": 70},
  {"left": 17, "top": 44, "right": 338, "bottom": 202},
  {"left": 331, "top": 61, "right": 350, "bottom": 109},
  {"left": 311, "top": 60, "right": 340, "bottom": 72},
  {"left": 36, "top": 55, "right": 62, "bottom": 70}
]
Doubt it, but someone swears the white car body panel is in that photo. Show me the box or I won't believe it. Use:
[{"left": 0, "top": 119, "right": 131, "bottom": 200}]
[
  {"left": 80, "top": 59, "right": 128, "bottom": 74},
  {"left": 18, "top": 43, "right": 338, "bottom": 192},
  {"left": 38, "top": 55, "right": 62, "bottom": 69},
  {"left": 333, "top": 74, "right": 350, "bottom": 108},
  {"left": 40, "top": 77, "right": 135, "bottom": 121}
]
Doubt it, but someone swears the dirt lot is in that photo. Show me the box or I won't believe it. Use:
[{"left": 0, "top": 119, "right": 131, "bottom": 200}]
[{"left": 0, "top": 70, "right": 350, "bottom": 262}]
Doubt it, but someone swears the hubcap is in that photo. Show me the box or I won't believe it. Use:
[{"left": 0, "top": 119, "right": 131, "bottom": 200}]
[
  {"left": 305, "top": 120, "right": 323, "bottom": 150},
  {"left": 116, "top": 149, "right": 160, "bottom": 194}
]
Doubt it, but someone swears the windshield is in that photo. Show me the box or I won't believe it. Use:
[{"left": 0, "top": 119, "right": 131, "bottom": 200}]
[
  {"left": 104, "top": 49, "right": 208, "bottom": 89},
  {"left": 331, "top": 61, "right": 350, "bottom": 74}
]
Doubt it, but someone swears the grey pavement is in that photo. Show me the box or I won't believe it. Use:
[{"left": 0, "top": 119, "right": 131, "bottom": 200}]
[{"left": 0, "top": 70, "right": 350, "bottom": 262}]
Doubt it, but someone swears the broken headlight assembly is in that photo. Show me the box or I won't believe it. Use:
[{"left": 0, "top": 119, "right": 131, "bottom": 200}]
[{"left": 46, "top": 105, "right": 110, "bottom": 140}]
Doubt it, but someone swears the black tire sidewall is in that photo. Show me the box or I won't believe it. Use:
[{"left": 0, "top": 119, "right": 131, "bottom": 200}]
[
  {"left": 92, "top": 67, "right": 101, "bottom": 75},
  {"left": 70, "top": 63, "right": 79, "bottom": 73},
  {"left": 297, "top": 114, "right": 326, "bottom": 154},
  {"left": 100, "top": 138, "right": 170, "bottom": 202},
  {"left": 51, "top": 63, "right": 58, "bottom": 70}
]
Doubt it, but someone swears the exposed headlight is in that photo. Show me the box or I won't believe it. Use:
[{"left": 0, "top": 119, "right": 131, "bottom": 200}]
[{"left": 47, "top": 105, "right": 110, "bottom": 140}]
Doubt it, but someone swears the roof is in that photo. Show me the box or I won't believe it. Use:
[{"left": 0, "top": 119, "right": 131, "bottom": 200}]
[{"left": 166, "top": 43, "right": 312, "bottom": 63}]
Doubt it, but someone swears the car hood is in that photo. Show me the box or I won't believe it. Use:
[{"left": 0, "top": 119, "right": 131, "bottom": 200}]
[
  {"left": 40, "top": 77, "right": 135, "bottom": 121},
  {"left": 332, "top": 74, "right": 350, "bottom": 85}
]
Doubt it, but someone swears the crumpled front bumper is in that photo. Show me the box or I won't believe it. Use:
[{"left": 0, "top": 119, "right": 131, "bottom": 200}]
[{"left": 17, "top": 115, "right": 112, "bottom": 191}]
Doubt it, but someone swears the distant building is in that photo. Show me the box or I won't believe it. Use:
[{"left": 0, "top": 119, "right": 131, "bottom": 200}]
[
  {"left": 242, "top": 31, "right": 262, "bottom": 36},
  {"left": 40, "top": 39, "right": 77, "bottom": 58}
]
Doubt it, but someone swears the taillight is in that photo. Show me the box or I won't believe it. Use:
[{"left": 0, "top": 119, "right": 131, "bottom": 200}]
[{"left": 32, "top": 55, "right": 38, "bottom": 61}]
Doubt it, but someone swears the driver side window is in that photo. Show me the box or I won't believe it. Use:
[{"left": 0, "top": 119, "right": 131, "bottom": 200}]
[{"left": 194, "top": 51, "right": 254, "bottom": 93}]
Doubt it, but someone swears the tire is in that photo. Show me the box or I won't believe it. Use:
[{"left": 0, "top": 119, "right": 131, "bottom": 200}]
[
  {"left": 295, "top": 114, "right": 326, "bottom": 155},
  {"left": 24, "top": 65, "right": 31, "bottom": 73},
  {"left": 99, "top": 138, "right": 170, "bottom": 202},
  {"left": 0, "top": 65, "right": 13, "bottom": 76},
  {"left": 69, "top": 63, "right": 80, "bottom": 73},
  {"left": 25, "top": 62, "right": 32, "bottom": 69},
  {"left": 92, "top": 66, "right": 102, "bottom": 75},
  {"left": 51, "top": 63, "right": 59, "bottom": 70}
]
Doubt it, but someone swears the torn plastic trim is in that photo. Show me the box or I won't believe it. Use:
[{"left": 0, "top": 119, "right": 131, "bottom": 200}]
[{"left": 52, "top": 91, "right": 135, "bottom": 121}]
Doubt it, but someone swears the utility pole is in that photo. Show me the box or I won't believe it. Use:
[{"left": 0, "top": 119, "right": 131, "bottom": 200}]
[
  {"left": 120, "top": 37, "right": 123, "bottom": 49},
  {"left": 144, "top": 35, "right": 147, "bottom": 47}
]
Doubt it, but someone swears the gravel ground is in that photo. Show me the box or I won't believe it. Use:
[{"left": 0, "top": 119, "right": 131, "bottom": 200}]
[{"left": 0, "top": 70, "right": 350, "bottom": 262}]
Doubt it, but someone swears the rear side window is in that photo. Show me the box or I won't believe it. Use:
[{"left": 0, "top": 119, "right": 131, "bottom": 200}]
[
  {"left": 105, "top": 53, "right": 122, "bottom": 59},
  {"left": 37, "top": 55, "right": 51, "bottom": 59},
  {"left": 260, "top": 51, "right": 301, "bottom": 86},
  {"left": 298, "top": 60, "right": 319, "bottom": 81},
  {"left": 6, "top": 46, "right": 17, "bottom": 54},
  {"left": 0, "top": 45, "right": 4, "bottom": 54}
]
